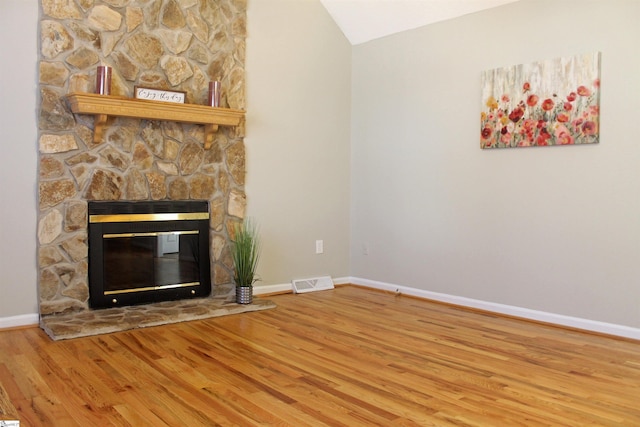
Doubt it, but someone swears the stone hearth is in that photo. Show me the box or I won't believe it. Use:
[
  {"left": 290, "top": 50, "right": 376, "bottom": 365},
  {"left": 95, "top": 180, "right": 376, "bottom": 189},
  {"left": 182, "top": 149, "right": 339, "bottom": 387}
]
[{"left": 41, "top": 297, "right": 275, "bottom": 341}]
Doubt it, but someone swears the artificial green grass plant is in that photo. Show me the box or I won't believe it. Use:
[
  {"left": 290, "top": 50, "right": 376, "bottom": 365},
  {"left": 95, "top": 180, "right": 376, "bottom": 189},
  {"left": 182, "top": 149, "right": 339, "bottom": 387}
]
[{"left": 231, "top": 219, "right": 261, "bottom": 287}]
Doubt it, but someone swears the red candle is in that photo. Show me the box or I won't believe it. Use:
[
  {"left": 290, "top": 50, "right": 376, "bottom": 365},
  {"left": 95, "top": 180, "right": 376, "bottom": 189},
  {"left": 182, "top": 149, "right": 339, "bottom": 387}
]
[
  {"left": 96, "top": 65, "right": 112, "bottom": 95},
  {"left": 208, "top": 81, "right": 221, "bottom": 107}
]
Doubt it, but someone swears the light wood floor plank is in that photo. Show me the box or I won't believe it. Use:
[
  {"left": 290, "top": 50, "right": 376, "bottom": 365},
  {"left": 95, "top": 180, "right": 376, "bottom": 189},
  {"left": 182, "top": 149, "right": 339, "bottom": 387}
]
[{"left": 1, "top": 285, "right": 639, "bottom": 426}]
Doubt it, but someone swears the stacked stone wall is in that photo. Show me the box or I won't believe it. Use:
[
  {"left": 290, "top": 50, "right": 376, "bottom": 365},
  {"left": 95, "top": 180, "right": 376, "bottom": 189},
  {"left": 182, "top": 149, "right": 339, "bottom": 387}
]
[{"left": 37, "top": 0, "right": 247, "bottom": 315}]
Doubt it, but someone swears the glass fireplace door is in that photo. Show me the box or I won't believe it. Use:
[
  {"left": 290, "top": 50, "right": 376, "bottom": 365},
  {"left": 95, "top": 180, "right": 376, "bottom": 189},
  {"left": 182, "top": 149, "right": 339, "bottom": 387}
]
[{"left": 103, "top": 231, "right": 201, "bottom": 295}]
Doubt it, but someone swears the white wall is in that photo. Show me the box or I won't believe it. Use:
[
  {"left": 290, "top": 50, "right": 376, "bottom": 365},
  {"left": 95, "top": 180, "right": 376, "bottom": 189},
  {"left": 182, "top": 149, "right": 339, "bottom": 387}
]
[
  {"left": 0, "top": 0, "right": 39, "bottom": 323},
  {"left": 245, "top": 0, "right": 352, "bottom": 288},
  {"left": 351, "top": 0, "right": 640, "bottom": 328}
]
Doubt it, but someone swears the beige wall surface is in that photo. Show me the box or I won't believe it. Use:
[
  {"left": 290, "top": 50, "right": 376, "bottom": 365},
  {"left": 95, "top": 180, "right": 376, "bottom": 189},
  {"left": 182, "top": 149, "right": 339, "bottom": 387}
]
[
  {"left": 0, "top": 0, "right": 39, "bottom": 320},
  {"left": 245, "top": 0, "right": 352, "bottom": 287},
  {"left": 350, "top": 0, "right": 640, "bottom": 328}
]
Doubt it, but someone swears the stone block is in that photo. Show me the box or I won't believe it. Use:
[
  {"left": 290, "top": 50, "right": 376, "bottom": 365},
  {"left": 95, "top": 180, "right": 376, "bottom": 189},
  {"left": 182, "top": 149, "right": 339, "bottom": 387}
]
[
  {"left": 42, "top": 0, "right": 82, "bottom": 19},
  {"left": 40, "top": 156, "right": 65, "bottom": 179},
  {"left": 189, "top": 174, "right": 215, "bottom": 200},
  {"left": 161, "top": 0, "right": 186, "bottom": 29},
  {"left": 85, "top": 169, "right": 123, "bottom": 200},
  {"left": 39, "top": 246, "right": 64, "bottom": 268},
  {"left": 65, "top": 47, "right": 99, "bottom": 69},
  {"left": 228, "top": 189, "right": 246, "bottom": 218},
  {"left": 39, "top": 88, "right": 75, "bottom": 131},
  {"left": 160, "top": 55, "right": 193, "bottom": 86},
  {"left": 179, "top": 142, "right": 203, "bottom": 175},
  {"left": 133, "top": 142, "right": 153, "bottom": 170},
  {"left": 168, "top": 177, "right": 188, "bottom": 200},
  {"left": 61, "top": 233, "right": 88, "bottom": 262},
  {"left": 125, "top": 169, "right": 149, "bottom": 200},
  {"left": 39, "top": 61, "right": 69, "bottom": 86},
  {"left": 88, "top": 5, "right": 122, "bottom": 31},
  {"left": 39, "top": 134, "right": 78, "bottom": 154},
  {"left": 64, "top": 201, "right": 87, "bottom": 232},
  {"left": 40, "top": 268, "right": 60, "bottom": 301},
  {"left": 146, "top": 172, "right": 166, "bottom": 200},
  {"left": 40, "top": 180, "right": 76, "bottom": 209},
  {"left": 41, "top": 20, "right": 73, "bottom": 59}
]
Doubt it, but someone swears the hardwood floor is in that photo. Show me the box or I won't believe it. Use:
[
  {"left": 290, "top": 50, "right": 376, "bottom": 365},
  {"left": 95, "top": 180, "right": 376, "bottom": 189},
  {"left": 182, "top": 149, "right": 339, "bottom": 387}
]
[{"left": 1, "top": 285, "right": 639, "bottom": 426}]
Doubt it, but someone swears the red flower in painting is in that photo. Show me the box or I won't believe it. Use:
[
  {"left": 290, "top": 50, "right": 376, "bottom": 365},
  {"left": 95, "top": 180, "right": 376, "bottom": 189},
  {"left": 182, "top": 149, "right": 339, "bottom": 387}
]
[
  {"left": 557, "top": 112, "right": 570, "bottom": 123},
  {"left": 523, "top": 82, "right": 531, "bottom": 92},
  {"left": 481, "top": 126, "right": 493, "bottom": 140},
  {"left": 567, "top": 92, "right": 577, "bottom": 102},
  {"left": 522, "top": 119, "right": 537, "bottom": 132},
  {"left": 526, "top": 94, "right": 539, "bottom": 107},
  {"left": 555, "top": 124, "right": 574, "bottom": 145},
  {"left": 594, "top": 78, "right": 600, "bottom": 88},
  {"left": 536, "top": 128, "right": 551, "bottom": 146},
  {"left": 501, "top": 94, "right": 510, "bottom": 103},
  {"left": 508, "top": 107, "right": 524, "bottom": 123},
  {"left": 541, "top": 99, "right": 555, "bottom": 111},
  {"left": 582, "top": 121, "right": 597, "bottom": 135},
  {"left": 577, "top": 85, "right": 591, "bottom": 96},
  {"left": 521, "top": 119, "right": 536, "bottom": 143},
  {"left": 563, "top": 102, "right": 573, "bottom": 111}
]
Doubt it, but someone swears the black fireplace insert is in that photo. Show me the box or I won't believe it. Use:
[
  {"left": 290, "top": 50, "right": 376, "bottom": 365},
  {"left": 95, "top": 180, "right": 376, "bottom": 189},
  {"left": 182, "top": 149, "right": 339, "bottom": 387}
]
[{"left": 88, "top": 200, "right": 211, "bottom": 309}]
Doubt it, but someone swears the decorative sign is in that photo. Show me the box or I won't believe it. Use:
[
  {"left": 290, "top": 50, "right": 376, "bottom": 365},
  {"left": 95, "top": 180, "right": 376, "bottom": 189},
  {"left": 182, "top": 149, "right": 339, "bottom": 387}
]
[
  {"left": 480, "top": 52, "right": 601, "bottom": 149},
  {"left": 134, "top": 86, "right": 186, "bottom": 104}
]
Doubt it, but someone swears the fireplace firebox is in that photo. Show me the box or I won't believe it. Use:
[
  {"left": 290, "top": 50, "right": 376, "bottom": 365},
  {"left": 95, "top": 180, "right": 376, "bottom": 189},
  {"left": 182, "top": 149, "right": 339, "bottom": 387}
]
[{"left": 88, "top": 201, "right": 211, "bottom": 309}]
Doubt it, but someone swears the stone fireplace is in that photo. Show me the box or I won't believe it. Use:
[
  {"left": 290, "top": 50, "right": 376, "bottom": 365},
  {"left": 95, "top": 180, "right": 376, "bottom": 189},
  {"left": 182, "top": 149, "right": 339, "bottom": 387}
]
[{"left": 37, "top": 0, "right": 248, "bottom": 319}]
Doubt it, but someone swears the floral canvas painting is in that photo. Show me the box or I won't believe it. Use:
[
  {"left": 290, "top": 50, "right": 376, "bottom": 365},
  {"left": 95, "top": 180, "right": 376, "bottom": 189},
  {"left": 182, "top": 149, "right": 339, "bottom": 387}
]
[{"left": 480, "top": 52, "right": 600, "bottom": 149}]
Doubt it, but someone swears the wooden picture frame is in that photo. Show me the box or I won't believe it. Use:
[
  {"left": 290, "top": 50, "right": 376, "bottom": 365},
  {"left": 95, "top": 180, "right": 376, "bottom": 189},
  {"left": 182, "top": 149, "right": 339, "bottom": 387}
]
[{"left": 134, "top": 86, "right": 186, "bottom": 104}]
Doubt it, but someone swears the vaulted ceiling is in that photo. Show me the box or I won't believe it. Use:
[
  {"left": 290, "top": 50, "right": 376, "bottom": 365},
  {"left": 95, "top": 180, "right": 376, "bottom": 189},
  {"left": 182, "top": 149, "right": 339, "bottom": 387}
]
[{"left": 320, "top": 0, "right": 522, "bottom": 45}]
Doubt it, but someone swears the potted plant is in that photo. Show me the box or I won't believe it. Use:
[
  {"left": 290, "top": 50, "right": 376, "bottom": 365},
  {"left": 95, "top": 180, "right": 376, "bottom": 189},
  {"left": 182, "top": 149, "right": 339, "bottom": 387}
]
[{"left": 231, "top": 218, "right": 261, "bottom": 304}]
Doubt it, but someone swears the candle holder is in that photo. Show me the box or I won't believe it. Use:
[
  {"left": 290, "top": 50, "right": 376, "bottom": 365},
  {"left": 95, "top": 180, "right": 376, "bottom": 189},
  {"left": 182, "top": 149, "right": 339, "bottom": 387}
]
[
  {"left": 208, "top": 81, "right": 221, "bottom": 107},
  {"left": 96, "top": 65, "right": 112, "bottom": 95}
]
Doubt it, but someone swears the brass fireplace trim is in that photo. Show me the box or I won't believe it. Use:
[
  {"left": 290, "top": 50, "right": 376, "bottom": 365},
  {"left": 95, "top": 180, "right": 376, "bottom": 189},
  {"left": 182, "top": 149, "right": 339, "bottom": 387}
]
[
  {"left": 104, "top": 282, "right": 201, "bottom": 296},
  {"left": 90, "top": 212, "right": 209, "bottom": 223},
  {"left": 103, "top": 230, "right": 199, "bottom": 239}
]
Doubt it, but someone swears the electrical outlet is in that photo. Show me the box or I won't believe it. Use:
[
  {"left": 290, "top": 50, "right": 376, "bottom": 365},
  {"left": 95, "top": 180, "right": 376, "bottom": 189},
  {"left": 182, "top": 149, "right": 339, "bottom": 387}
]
[{"left": 315, "top": 240, "right": 324, "bottom": 254}]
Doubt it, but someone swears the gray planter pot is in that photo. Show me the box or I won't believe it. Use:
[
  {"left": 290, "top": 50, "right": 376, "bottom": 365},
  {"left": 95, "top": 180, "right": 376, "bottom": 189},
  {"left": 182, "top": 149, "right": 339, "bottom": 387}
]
[{"left": 236, "top": 286, "right": 253, "bottom": 304}]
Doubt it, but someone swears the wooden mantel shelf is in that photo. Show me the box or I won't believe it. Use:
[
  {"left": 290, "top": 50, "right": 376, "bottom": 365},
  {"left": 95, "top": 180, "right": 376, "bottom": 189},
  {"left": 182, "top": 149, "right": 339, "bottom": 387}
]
[{"left": 66, "top": 92, "right": 245, "bottom": 149}]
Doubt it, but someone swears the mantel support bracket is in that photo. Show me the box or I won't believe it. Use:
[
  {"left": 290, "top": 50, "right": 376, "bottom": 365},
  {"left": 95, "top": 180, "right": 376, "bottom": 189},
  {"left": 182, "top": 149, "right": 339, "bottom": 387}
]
[
  {"left": 93, "top": 114, "right": 108, "bottom": 143},
  {"left": 204, "top": 124, "right": 219, "bottom": 149}
]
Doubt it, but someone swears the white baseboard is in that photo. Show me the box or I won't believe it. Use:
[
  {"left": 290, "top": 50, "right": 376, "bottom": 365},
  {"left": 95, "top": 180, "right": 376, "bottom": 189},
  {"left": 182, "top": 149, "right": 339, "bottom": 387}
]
[
  {"left": 254, "top": 283, "right": 292, "bottom": 295},
  {"left": 0, "top": 313, "right": 39, "bottom": 329},
  {"left": 349, "top": 277, "right": 640, "bottom": 341}
]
